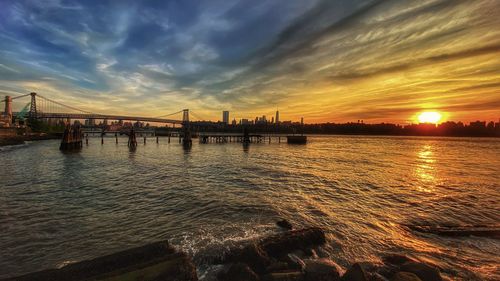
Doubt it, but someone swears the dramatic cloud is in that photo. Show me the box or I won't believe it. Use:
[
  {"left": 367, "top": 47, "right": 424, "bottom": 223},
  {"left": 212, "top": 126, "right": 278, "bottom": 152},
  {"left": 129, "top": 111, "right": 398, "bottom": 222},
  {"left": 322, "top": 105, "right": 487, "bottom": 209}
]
[{"left": 0, "top": 0, "right": 499, "bottom": 123}]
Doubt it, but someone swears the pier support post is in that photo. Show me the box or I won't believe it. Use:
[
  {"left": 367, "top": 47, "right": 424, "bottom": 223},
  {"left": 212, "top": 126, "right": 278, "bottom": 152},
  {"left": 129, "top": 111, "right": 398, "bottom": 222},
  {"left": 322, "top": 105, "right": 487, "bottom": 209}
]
[
  {"left": 144, "top": 137, "right": 146, "bottom": 144},
  {"left": 128, "top": 128, "right": 137, "bottom": 147},
  {"left": 60, "top": 124, "right": 83, "bottom": 150},
  {"left": 168, "top": 135, "right": 170, "bottom": 143},
  {"left": 101, "top": 137, "right": 104, "bottom": 145},
  {"left": 156, "top": 136, "right": 159, "bottom": 144}
]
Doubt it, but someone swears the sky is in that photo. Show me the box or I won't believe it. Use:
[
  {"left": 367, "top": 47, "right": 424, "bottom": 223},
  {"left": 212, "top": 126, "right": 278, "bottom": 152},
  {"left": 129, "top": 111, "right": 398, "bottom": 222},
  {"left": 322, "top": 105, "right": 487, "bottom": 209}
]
[{"left": 0, "top": 0, "right": 499, "bottom": 124}]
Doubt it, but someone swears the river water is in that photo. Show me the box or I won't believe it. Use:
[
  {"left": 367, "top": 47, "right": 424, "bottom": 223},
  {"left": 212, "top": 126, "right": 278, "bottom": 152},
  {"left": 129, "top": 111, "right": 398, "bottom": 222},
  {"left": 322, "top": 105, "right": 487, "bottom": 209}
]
[{"left": 0, "top": 136, "right": 499, "bottom": 280}]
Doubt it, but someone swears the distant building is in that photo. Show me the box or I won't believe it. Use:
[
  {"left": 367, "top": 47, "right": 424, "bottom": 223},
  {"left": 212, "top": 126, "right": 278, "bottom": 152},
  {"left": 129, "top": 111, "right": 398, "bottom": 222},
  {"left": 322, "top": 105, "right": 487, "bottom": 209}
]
[
  {"left": 275, "top": 110, "right": 280, "bottom": 124},
  {"left": 301, "top": 117, "right": 304, "bottom": 125},
  {"left": 222, "top": 111, "right": 229, "bottom": 124},
  {"left": 231, "top": 119, "right": 237, "bottom": 126},
  {"left": 256, "top": 115, "right": 267, "bottom": 124},
  {"left": 240, "top": 119, "right": 251, "bottom": 125}
]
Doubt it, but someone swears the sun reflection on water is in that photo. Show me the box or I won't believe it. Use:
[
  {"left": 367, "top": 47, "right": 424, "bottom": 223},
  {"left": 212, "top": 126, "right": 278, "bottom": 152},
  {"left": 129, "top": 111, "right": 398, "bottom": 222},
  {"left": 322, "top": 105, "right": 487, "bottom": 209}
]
[{"left": 415, "top": 145, "right": 436, "bottom": 192}]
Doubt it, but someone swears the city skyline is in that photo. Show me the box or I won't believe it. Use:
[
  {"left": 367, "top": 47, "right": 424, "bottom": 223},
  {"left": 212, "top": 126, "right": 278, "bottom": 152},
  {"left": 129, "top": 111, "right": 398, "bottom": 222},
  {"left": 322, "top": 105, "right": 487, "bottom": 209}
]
[{"left": 1, "top": 0, "right": 499, "bottom": 123}]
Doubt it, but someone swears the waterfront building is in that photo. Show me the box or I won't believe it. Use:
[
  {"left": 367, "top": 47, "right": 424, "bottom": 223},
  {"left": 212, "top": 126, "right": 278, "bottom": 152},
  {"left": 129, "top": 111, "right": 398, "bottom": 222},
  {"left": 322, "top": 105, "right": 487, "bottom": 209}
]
[{"left": 222, "top": 111, "right": 229, "bottom": 124}]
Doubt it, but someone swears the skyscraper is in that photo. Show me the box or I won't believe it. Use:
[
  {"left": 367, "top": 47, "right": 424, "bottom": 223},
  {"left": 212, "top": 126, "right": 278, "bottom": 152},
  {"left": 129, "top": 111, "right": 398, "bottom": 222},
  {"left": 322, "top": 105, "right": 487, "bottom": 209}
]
[
  {"left": 222, "top": 111, "right": 229, "bottom": 124},
  {"left": 275, "top": 110, "right": 280, "bottom": 124}
]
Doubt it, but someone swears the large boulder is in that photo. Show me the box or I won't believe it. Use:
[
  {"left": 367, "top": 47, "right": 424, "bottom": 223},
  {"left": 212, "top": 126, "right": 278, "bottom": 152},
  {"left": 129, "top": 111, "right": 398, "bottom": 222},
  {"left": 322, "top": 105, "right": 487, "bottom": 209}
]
[
  {"left": 341, "top": 263, "right": 369, "bottom": 281},
  {"left": 304, "top": 258, "right": 342, "bottom": 281},
  {"left": 390, "top": 272, "right": 422, "bottom": 281},
  {"left": 217, "top": 263, "right": 260, "bottom": 281},
  {"left": 261, "top": 228, "right": 326, "bottom": 258},
  {"left": 4, "top": 240, "right": 198, "bottom": 281},
  {"left": 224, "top": 243, "right": 271, "bottom": 273},
  {"left": 399, "top": 262, "right": 442, "bottom": 281}
]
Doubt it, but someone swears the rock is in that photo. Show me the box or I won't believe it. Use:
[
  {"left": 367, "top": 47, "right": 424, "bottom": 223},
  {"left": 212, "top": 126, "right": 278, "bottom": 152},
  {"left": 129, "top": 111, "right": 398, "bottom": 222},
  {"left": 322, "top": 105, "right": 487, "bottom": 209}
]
[
  {"left": 304, "top": 258, "right": 342, "bottom": 281},
  {"left": 4, "top": 240, "right": 198, "bottom": 281},
  {"left": 313, "top": 246, "right": 330, "bottom": 258},
  {"left": 261, "top": 228, "right": 326, "bottom": 258},
  {"left": 291, "top": 249, "right": 307, "bottom": 259},
  {"left": 407, "top": 225, "right": 500, "bottom": 238},
  {"left": 286, "top": 254, "right": 306, "bottom": 271},
  {"left": 267, "top": 261, "right": 291, "bottom": 273},
  {"left": 370, "top": 272, "right": 389, "bottom": 281},
  {"left": 263, "top": 271, "right": 304, "bottom": 281},
  {"left": 224, "top": 243, "right": 271, "bottom": 274},
  {"left": 277, "top": 219, "right": 293, "bottom": 230},
  {"left": 217, "top": 263, "right": 260, "bottom": 281},
  {"left": 341, "top": 263, "right": 369, "bottom": 281},
  {"left": 302, "top": 248, "right": 318, "bottom": 258},
  {"left": 382, "top": 255, "right": 414, "bottom": 266},
  {"left": 399, "top": 262, "right": 442, "bottom": 281},
  {"left": 390, "top": 272, "right": 422, "bottom": 281}
]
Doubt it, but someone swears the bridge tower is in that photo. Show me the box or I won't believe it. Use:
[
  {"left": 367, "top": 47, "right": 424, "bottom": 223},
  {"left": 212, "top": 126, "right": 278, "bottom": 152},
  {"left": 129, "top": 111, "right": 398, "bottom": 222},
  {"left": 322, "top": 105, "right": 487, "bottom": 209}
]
[
  {"left": 28, "top": 92, "right": 37, "bottom": 120},
  {"left": 4, "top": 96, "right": 12, "bottom": 124},
  {"left": 182, "top": 109, "right": 192, "bottom": 146}
]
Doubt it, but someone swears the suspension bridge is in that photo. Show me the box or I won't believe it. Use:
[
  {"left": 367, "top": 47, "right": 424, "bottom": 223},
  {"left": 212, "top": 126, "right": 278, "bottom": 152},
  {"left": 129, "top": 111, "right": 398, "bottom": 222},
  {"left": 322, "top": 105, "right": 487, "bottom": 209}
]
[{"left": 1, "top": 92, "right": 206, "bottom": 125}]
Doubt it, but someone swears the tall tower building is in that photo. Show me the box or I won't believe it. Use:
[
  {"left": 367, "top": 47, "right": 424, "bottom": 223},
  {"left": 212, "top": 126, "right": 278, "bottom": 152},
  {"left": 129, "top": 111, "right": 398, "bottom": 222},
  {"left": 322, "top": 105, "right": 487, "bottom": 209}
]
[
  {"left": 222, "top": 111, "right": 229, "bottom": 124},
  {"left": 275, "top": 110, "right": 280, "bottom": 124}
]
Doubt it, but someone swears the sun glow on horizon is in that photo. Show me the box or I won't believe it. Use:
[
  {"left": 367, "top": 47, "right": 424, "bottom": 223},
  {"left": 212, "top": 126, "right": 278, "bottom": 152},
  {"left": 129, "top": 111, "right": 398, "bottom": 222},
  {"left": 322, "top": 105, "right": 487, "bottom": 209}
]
[{"left": 417, "top": 111, "right": 442, "bottom": 124}]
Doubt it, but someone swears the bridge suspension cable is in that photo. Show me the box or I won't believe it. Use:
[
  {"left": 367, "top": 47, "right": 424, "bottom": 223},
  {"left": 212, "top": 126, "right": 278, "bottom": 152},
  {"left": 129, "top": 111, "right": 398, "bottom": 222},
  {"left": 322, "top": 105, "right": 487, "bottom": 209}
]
[
  {"left": 154, "top": 110, "right": 184, "bottom": 118},
  {"left": 37, "top": 94, "right": 96, "bottom": 114},
  {"left": 189, "top": 110, "right": 208, "bottom": 121},
  {"left": 0, "top": 93, "right": 31, "bottom": 102}
]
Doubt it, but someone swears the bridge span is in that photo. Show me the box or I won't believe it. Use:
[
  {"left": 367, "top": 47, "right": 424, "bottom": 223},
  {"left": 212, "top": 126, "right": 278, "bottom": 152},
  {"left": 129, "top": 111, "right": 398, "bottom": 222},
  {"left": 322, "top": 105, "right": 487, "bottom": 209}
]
[
  {"left": 15, "top": 112, "right": 184, "bottom": 125},
  {"left": 2, "top": 92, "right": 190, "bottom": 125}
]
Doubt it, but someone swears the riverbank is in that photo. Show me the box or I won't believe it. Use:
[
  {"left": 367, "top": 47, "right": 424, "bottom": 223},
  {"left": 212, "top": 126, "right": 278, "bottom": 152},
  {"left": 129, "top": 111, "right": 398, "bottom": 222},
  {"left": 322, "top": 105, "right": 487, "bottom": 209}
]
[
  {"left": 2, "top": 225, "right": 446, "bottom": 281},
  {"left": 0, "top": 133, "right": 60, "bottom": 147}
]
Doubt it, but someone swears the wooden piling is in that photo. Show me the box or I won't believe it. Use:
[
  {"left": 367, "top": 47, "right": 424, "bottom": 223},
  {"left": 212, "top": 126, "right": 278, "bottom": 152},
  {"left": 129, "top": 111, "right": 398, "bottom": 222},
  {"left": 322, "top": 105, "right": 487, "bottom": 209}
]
[
  {"left": 60, "top": 124, "right": 83, "bottom": 150},
  {"left": 144, "top": 136, "right": 146, "bottom": 144},
  {"left": 156, "top": 136, "right": 159, "bottom": 143},
  {"left": 101, "top": 137, "right": 104, "bottom": 145},
  {"left": 128, "top": 128, "right": 138, "bottom": 147}
]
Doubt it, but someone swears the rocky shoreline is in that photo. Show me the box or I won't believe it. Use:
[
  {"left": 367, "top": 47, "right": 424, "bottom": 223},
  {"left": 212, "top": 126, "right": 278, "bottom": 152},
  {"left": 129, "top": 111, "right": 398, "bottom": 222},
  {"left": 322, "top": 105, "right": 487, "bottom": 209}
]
[
  {"left": 3, "top": 223, "right": 446, "bottom": 281},
  {"left": 208, "top": 225, "right": 443, "bottom": 281}
]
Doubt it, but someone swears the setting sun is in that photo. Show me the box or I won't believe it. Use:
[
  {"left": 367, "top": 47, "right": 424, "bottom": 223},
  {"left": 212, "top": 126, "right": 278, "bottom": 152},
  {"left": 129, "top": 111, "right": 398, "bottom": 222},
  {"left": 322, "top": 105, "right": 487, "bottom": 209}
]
[{"left": 418, "top": 111, "right": 442, "bottom": 124}]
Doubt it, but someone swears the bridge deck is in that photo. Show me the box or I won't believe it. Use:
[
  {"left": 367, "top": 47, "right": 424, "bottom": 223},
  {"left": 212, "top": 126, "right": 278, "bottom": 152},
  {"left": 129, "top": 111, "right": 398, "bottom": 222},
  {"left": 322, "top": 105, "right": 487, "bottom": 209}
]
[{"left": 12, "top": 112, "right": 183, "bottom": 124}]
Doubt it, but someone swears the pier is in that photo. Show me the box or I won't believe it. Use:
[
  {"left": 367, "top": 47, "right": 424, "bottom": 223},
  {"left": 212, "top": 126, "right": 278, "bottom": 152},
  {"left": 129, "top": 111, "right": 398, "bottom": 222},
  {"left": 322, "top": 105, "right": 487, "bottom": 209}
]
[{"left": 68, "top": 133, "right": 307, "bottom": 150}]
